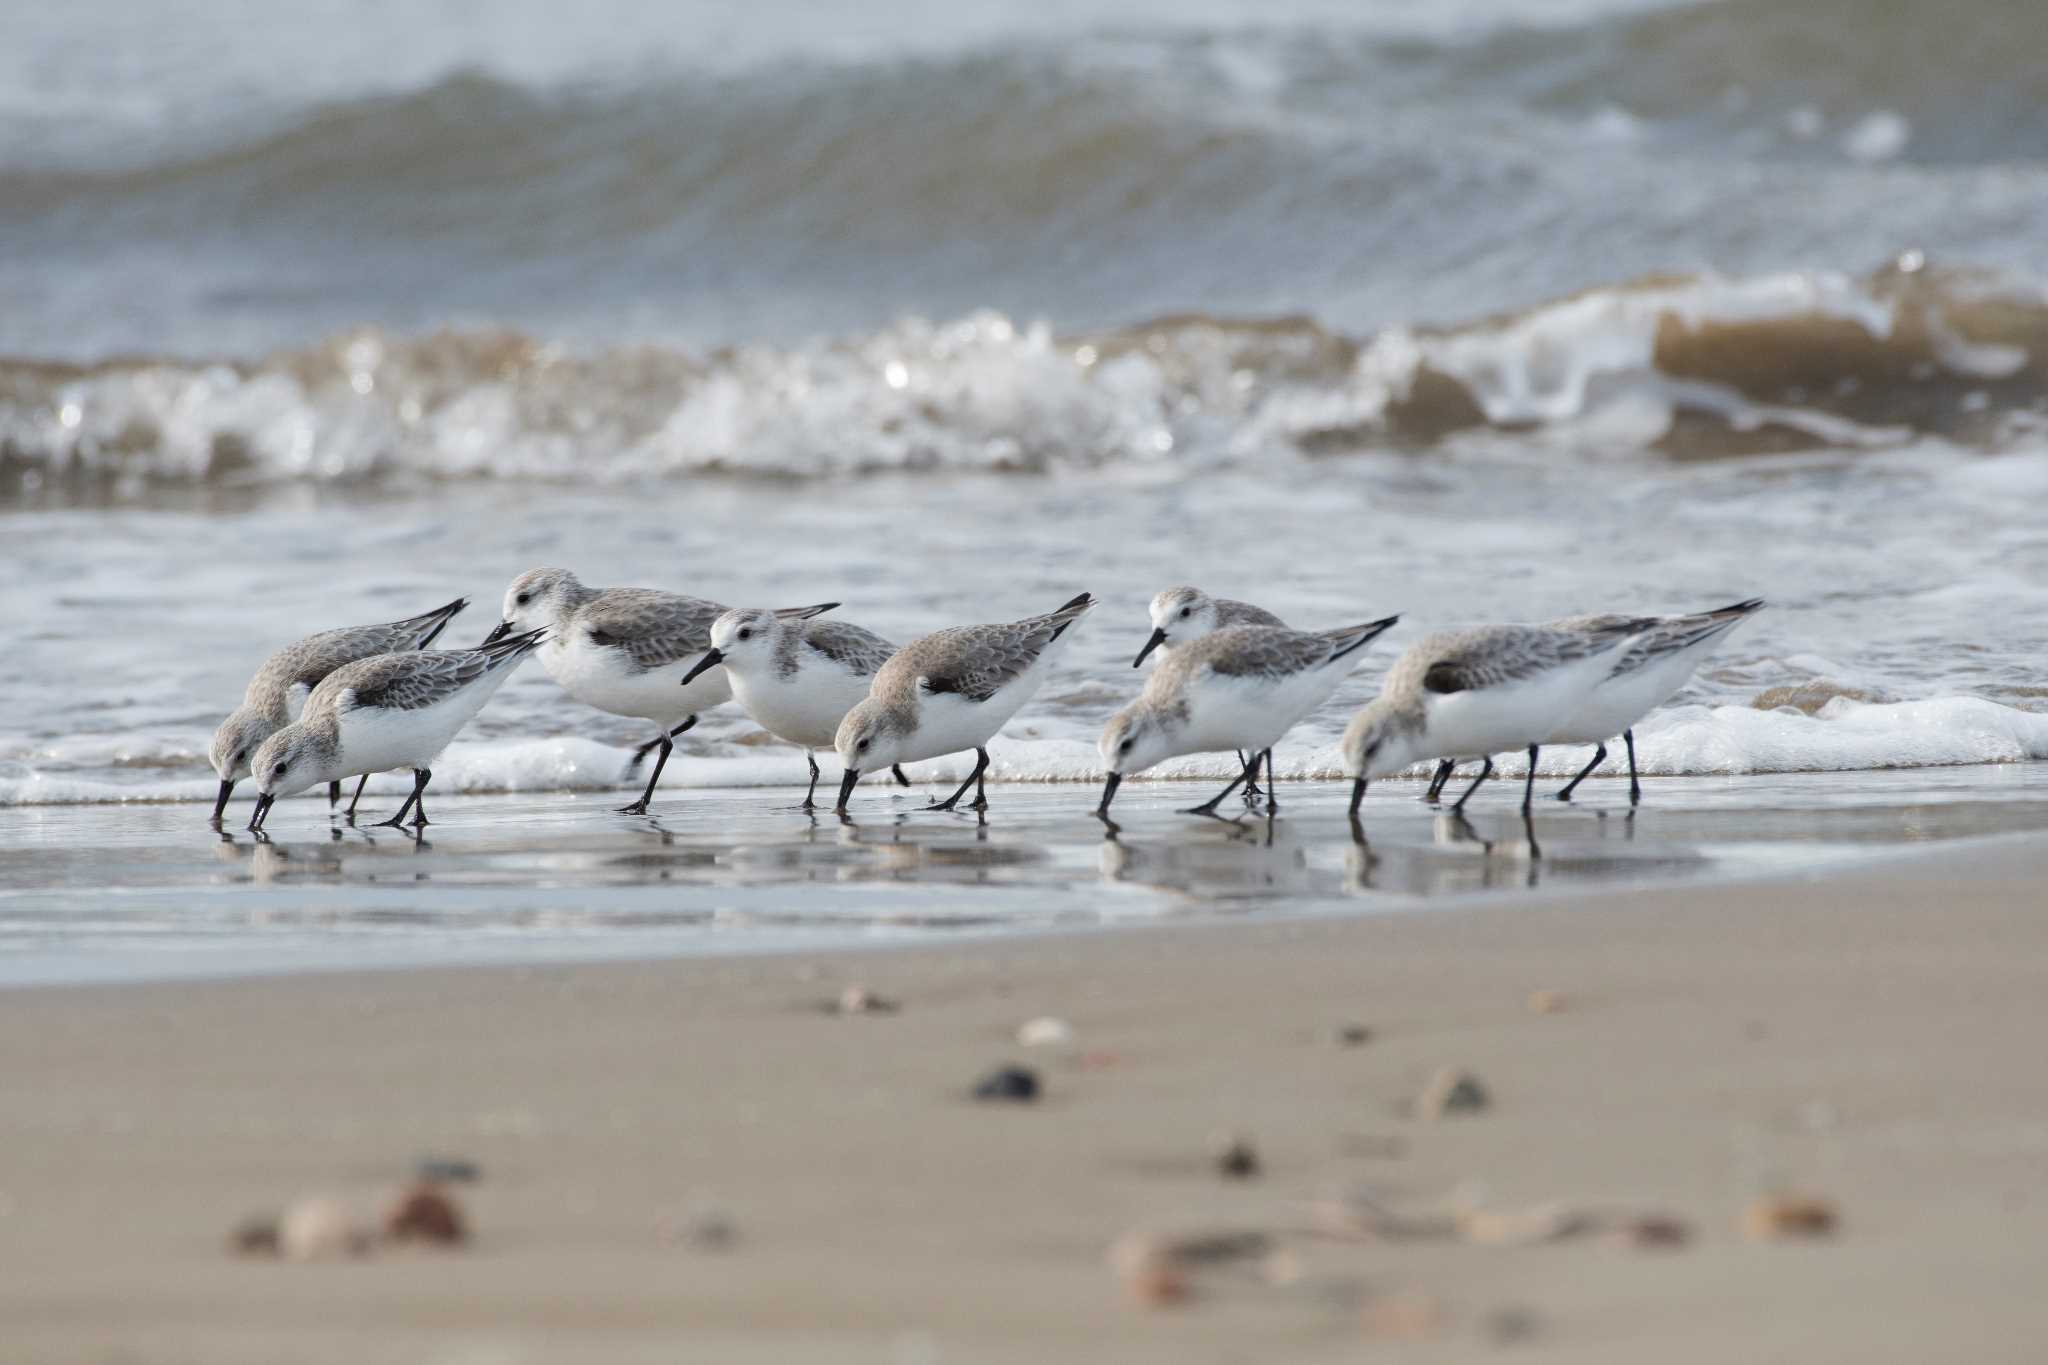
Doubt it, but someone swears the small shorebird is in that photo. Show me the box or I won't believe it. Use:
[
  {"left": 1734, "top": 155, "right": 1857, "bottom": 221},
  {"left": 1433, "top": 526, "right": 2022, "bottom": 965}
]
[
  {"left": 209, "top": 596, "right": 468, "bottom": 823},
  {"left": 1098, "top": 617, "right": 1400, "bottom": 820},
  {"left": 833, "top": 592, "right": 1096, "bottom": 814},
  {"left": 680, "top": 603, "right": 914, "bottom": 808},
  {"left": 485, "top": 569, "right": 731, "bottom": 815},
  {"left": 1421, "top": 599, "right": 1765, "bottom": 806},
  {"left": 1132, "top": 586, "right": 1288, "bottom": 803},
  {"left": 1343, "top": 624, "right": 1643, "bottom": 815},
  {"left": 246, "top": 628, "right": 546, "bottom": 831}
]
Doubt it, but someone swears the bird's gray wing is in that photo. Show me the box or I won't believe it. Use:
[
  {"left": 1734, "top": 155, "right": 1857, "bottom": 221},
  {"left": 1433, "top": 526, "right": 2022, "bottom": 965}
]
[{"left": 582, "top": 590, "right": 725, "bottom": 672}]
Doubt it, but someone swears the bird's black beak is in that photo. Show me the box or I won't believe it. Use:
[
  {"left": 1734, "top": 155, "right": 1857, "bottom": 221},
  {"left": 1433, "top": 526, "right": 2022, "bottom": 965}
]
[
  {"left": 211, "top": 779, "right": 234, "bottom": 823},
  {"left": 680, "top": 648, "right": 724, "bottom": 686},
  {"left": 1096, "top": 771, "right": 1122, "bottom": 815},
  {"left": 1347, "top": 778, "right": 1369, "bottom": 816},
  {"left": 480, "top": 620, "right": 513, "bottom": 646},
  {"left": 248, "top": 792, "right": 275, "bottom": 831},
  {"left": 835, "top": 767, "right": 860, "bottom": 812},
  {"left": 1131, "top": 628, "right": 1168, "bottom": 669}
]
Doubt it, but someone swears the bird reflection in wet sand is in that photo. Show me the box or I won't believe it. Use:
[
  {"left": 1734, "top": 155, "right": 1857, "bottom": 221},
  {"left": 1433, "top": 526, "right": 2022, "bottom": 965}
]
[{"left": 1097, "top": 823, "right": 1317, "bottom": 901}]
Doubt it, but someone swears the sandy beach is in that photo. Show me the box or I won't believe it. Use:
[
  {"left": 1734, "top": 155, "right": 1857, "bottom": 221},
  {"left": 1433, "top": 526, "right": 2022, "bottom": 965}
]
[{"left": 4, "top": 829, "right": 2046, "bottom": 1363}]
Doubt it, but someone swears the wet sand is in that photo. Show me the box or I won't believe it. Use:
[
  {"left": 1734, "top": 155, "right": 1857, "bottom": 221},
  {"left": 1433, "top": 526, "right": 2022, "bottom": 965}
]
[{"left": 3, "top": 827, "right": 2047, "bottom": 1361}]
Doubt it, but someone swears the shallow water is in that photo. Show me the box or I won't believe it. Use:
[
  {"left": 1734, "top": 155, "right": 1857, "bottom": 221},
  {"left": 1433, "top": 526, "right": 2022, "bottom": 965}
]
[{"left": 4, "top": 768, "right": 2046, "bottom": 986}]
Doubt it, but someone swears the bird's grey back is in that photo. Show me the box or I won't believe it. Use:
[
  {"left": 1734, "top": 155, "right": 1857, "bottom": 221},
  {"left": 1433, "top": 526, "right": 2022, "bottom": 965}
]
[
  {"left": 579, "top": 588, "right": 726, "bottom": 671},
  {"left": 1392, "top": 624, "right": 1629, "bottom": 697},
  {"left": 799, "top": 620, "right": 896, "bottom": 678},
  {"left": 308, "top": 647, "right": 516, "bottom": 715},
  {"left": 246, "top": 606, "right": 463, "bottom": 717},
  {"left": 1166, "top": 624, "right": 1355, "bottom": 683},
  {"left": 1549, "top": 602, "right": 1759, "bottom": 678},
  {"left": 875, "top": 601, "right": 1087, "bottom": 705},
  {"left": 1214, "top": 598, "right": 1287, "bottom": 630}
]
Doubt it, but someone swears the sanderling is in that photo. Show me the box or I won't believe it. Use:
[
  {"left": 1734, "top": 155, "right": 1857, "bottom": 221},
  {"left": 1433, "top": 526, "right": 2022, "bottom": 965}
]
[
  {"left": 833, "top": 592, "right": 1096, "bottom": 814},
  {"left": 680, "top": 603, "right": 914, "bottom": 809},
  {"left": 246, "top": 628, "right": 546, "bottom": 831},
  {"left": 1097, "top": 617, "right": 1399, "bottom": 820},
  {"left": 1421, "top": 599, "right": 1764, "bottom": 806},
  {"left": 484, "top": 568, "right": 731, "bottom": 815},
  {"left": 1343, "top": 624, "right": 1644, "bottom": 816},
  {"left": 209, "top": 596, "right": 468, "bottom": 823},
  {"left": 1132, "top": 586, "right": 1289, "bottom": 803}
]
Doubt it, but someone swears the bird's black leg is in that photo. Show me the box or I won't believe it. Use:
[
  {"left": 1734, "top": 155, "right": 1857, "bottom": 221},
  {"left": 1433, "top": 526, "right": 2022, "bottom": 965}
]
[
  {"left": 374, "top": 769, "right": 428, "bottom": 829},
  {"left": 626, "top": 721, "right": 696, "bottom": 771},
  {"left": 619, "top": 732, "right": 674, "bottom": 815},
  {"left": 1624, "top": 728, "right": 1642, "bottom": 806},
  {"left": 1240, "top": 749, "right": 1263, "bottom": 807},
  {"left": 1182, "top": 751, "right": 1261, "bottom": 818},
  {"left": 1522, "top": 745, "right": 1540, "bottom": 812},
  {"left": 1425, "top": 759, "right": 1454, "bottom": 803},
  {"left": 925, "top": 748, "right": 990, "bottom": 812},
  {"left": 327, "top": 781, "right": 341, "bottom": 809},
  {"left": 1261, "top": 750, "right": 1279, "bottom": 815},
  {"left": 1450, "top": 756, "right": 1494, "bottom": 813},
  {"left": 411, "top": 767, "right": 432, "bottom": 827},
  {"left": 344, "top": 775, "right": 369, "bottom": 821},
  {"left": 892, "top": 765, "right": 912, "bottom": 787},
  {"left": 800, "top": 753, "right": 820, "bottom": 811},
  {"left": 973, "top": 755, "right": 989, "bottom": 811},
  {"left": 1555, "top": 742, "right": 1607, "bottom": 802}
]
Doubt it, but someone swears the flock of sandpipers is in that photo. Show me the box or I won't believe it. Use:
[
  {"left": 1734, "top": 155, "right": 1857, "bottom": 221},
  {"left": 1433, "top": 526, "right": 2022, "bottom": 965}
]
[{"left": 211, "top": 569, "right": 1763, "bottom": 835}]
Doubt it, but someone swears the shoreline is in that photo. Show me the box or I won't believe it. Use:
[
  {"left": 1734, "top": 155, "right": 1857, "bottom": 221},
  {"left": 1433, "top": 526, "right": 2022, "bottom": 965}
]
[{"left": 3, "top": 837, "right": 2046, "bottom": 1360}]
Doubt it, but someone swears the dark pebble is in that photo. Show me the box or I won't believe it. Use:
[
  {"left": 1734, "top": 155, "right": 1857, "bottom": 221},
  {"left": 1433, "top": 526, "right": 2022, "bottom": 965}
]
[
  {"left": 416, "top": 1156, "right": 481, "bottom": 1184},
  {"left": 1216, "top": 1139, "right": 1260, "bottom": 1179},
  {"left": 1335, "top": 1023, "right": 1372, "bottom": 1047},
  {"left": 229, "top": 1215, "right": 281, "bottom": 1257},
  {"left": 972, "top": 1064, "right": 1040, "bottom": 1102}
]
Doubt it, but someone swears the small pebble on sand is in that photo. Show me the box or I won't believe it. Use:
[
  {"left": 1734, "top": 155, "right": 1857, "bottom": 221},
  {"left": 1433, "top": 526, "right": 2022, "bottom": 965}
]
[
  {"left": 1108, "top": 1233, "right": 1190, "bottom": 1307},
  {"left": 971, "top": 1064, "right": 1040, "bottom": 1102},
  {"left": 280, "top": 1196, "right": 371, "bottom": 1261},
  {"left": 1016, "top": 1016, "right": 1073, "bottom": 1046},
  {"left": 383, "top": 1183, "right": 467, "bottom": 1246},
  {"left": 229, "top": 1215, "right": 281, "bottom": 1257},
  {"left": 1742, "top": 1193, "right": 1838, "bottom": 1241},
  {"left": 835, "top": 985, "right": 898, "bottom": 1015},
  {"left": 1612, "top": 1214, "right": 1692, "bottom": 1249},
  {"left": 1527, "top": 990, "right": 1567, "bottom": 1015},
  {"left": 415, "top": 1156, "right": 481, "bottom": 1184},
  {"left": 1213, "top": 1134, "right": 1260, "bottom": 1179},
  {"left": 1335, "top": 1023, "right": 1373, "bottom": 1047},
  {"left": 1416, "top": 1067, "right": 1490, "bottom": 1119}
]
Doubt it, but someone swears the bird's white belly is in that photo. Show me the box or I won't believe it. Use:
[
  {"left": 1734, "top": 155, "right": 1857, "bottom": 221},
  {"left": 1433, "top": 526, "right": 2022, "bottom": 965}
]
[
  {"left": 1185, "top": 667, "right": 1343, "bottom": 757},
  {"left": 545, "top": 640, "right": 730, "bottom": 725},
  {"left": 731, "top": 667, "right": 867, "bottom": 750},
  {"left": 898, "top": 660, "right": 1050, "bottom": 764},
  {"left": 1427, "top": 664, "right": 1596, "bottom": 760},
  {"left": 339, "top": 696, "right": 483, "bottom": 776},
  {"left": 1548, "top": 640, "right": 1711, "bottom": 743}
]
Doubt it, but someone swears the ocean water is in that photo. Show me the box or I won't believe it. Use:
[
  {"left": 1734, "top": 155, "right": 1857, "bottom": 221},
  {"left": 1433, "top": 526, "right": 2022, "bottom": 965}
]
[{"left": 2, "top": 0, "right": 2046, "bottom": 967}]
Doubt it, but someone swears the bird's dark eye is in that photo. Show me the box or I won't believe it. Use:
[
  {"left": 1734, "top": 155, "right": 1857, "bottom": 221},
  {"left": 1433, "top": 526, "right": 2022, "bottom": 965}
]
[
  {"left": 857, "top": 738, "right": 870, "bottom": 751},
  {"left": 1119, "top": 739, "right": 1134, "bottom": 753},
  {"left": 738, "top": 628, "right": 752, "bottom": 641},
  {"left": 233, "top": 750, "right": 245, "bottom": 765},
  {"left": 515, "top": 592, "right": 531, "bottom": 606},
  {"left": 1180, "top": 607, "right": 1191, "bottom": 618},
  {"left": 273, "top": 762, "right": 287, "bottom": 776}
]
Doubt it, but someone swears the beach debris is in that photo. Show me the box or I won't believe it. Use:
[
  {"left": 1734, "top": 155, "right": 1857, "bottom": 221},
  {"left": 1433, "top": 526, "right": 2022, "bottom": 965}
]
[
  {"left": 1076, "top": 1049, "right": 1121, "bottom": 1070},
  {"left": 228, "top": 1215, "right": 281, "bottom": 1257},
  {"left": 1609, "top": 1214, "right": 1693, "bottom": 1250},
  {"left": 662, "top": 1207, "right": 740, "bottom": 1251},
  {"left": 1457, "top": 1202, "right": 1588, "bottom": 1247},
  {"left": 834, "top": 984, "right": 899, "bottom": 1015},
  {"left": 1016, "top": 1015, "right": 1073, "bottom": 1047},
  {"left": 1485, "top": 1305, "right": 1542, "bottom": 1344},
  {"left": 1310, "top": 1188, "right": 1459, "bottom": 1242},
  {"left": 1415, "top": 1067, "right": 1490, "bottom": 1118},
  {"left": 1213, "top": 1133, "right": 1261, "bottom": 1180},
  {"left": 279, "top": 1196, "right": 373, "bottom": 1261},
  {"left": 1526, "top": 989, "right": 1568, "bottom": 1015},
  {"left": 1334, "top": 1023, "right": 1373, "bottom": 1047},
  {"left": 1742, "top": 1193, "right": 1838, "bottom": 1241},
  {"left": 382, "top": 1183, "right": 467, "bottom": 1247},
  {"left": 971, "top": 1064, "right": 1040, "bottom": 1102},
  {"left": 415, "top": 1155, "right": 481, "bottom": 1184},
  {"left": 1361, "top": 1289, "right": 1445, "bottom": 1341},
  {"left": 1108, "top": 1228, "right": 1274, "bottom": 1306},
  {"left": 1108, "top": 1233, "right": 1191, "bottom": 1307}
]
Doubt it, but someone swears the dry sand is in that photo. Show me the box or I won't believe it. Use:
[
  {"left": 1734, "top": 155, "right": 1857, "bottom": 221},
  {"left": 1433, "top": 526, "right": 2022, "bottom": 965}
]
[{"left": 3, "top": 836, "right": 2047, "bottom": 1362}]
